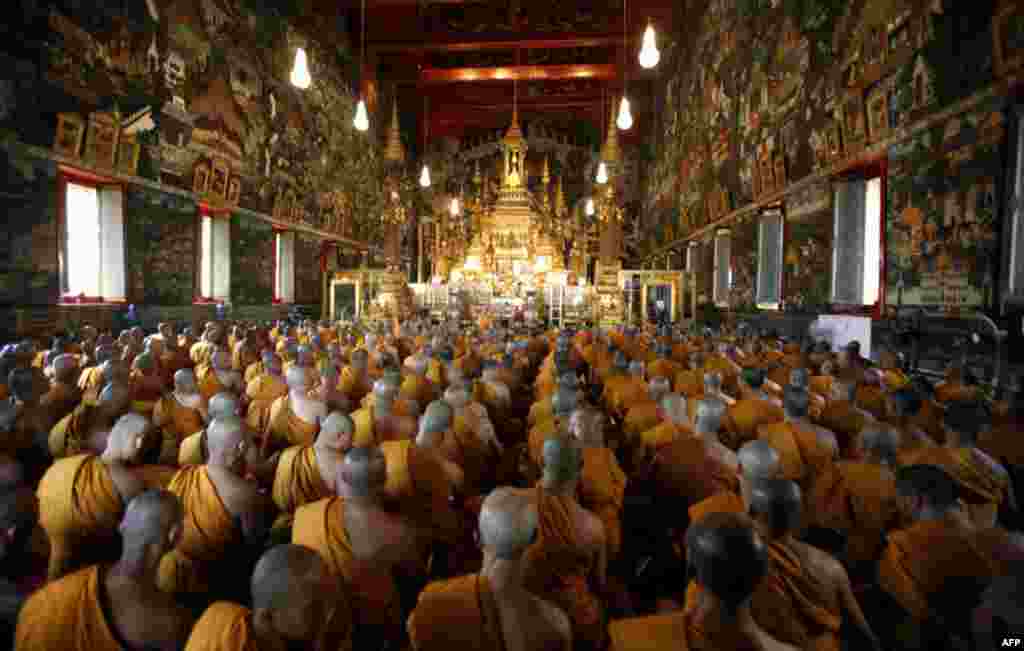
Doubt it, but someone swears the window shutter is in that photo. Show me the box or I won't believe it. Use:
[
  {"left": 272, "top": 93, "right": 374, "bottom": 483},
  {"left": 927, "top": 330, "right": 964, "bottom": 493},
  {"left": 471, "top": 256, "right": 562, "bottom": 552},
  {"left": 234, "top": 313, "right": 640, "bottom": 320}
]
[
  {"left": 276, "top": 231, "right": 296, "bottom": 303},
  {"left": 98, "top": 187, "right": 125, "bottom": 301},
  {"left": 1007, "top": 109, "right": 1024, "bottom": 303},
  {"left": 713, "top": 230, "right": 731, "bottom": 306},
  {"left": 756, "top": 210, "right": 783, "bottom": 307},
  {"left": 832, "top": 179, "right": 867, "bottom": 304},
  {"left": 212, "top": 216, "right": 231, "bottom": 301}
]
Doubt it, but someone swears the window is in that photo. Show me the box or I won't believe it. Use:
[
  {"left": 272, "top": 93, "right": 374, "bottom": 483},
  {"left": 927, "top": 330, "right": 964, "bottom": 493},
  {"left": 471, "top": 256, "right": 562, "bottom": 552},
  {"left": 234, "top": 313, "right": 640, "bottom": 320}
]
[
  {"left": 199, "top": 214, "right": 231, "bottom": 301},
  {"left": 713, "top": 229, "right": 732, "bottom": 307},
  {"left": 275, "top": 230, "right": 295, "bottom": 304},
  {"left": 1006, "top": 106, "right": 1024, "bottom": 308},
  {"left": 63, "top": 182, "right": 125, "bottom": 301},
  {"left": 832, "top": 177, "right": 882, "bottom": 306},
  {"left": 757, "top": 209, "right": 784, "bottom": 309}
]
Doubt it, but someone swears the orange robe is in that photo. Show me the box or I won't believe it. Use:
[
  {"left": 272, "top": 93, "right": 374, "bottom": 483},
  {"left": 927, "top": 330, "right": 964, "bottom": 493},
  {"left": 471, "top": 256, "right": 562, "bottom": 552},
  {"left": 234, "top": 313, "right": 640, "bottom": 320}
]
[
  {"left": 758, "top": 422, "right": 835, "bottom": 489},
  {"left": 408, "top": 574, "right": 510, "bottom": 651},
  {"left": 528, "top": 398, "right": 555, "bottom": 428},
  {"left": 190, "top": 341, "right": 215, "bottom": 367},
  {"left": 158, "top": 466, "right": 242, "bottom": 595},
  {"left": 528, "top": 417, "right": 563, "bottom": 470},
  {"left": 727, "top": 397, "right": 784, "bottom": 450},
  {"left": 900, "top": 446, "right": 1009, "bottom": 525},
  {"left": 244, "top": 374, "right": 288, "bottom": 436},
  {"left": 750, "top": 540, "right": 842, "bottom": 650},
  {"left": 855, "top": 385, "right": 888, "bottom": 420},
  {"left": 15, "top": 565, "right": 122, "bottom": 650},
  {"left": 673, "top": 369, "right": 704, "bottom": 398},
  {"left": 129, "top": 370, "right": 164, "bottom": 415},
  {"left": 293, "top": 497, "right": 396, "bottom": 639},
  {"left": 580, "top": 447, "right": 627, "bottom": 559},
  {"left": 610, "top": 605, "right": 772, "bottom": 650},
  {"left": 400, "top": 374, "right": 437, "bottom": 407},
  {"left": 380, "top": 440, "right": 459, "bottom": 542},
  {"left": 640, "top": 421, "right": 692, "bottom": 451},
  {"left": 49, "top": 403, "right": 99, "bottom": 459},
  {"left": 815, "top": 401, "right": 866, "bottom": 456},
  {"left": 934, "top": 380, "right": 976, "bottom": 404},
  {"left": 183, "top": 602, "right": 262, "bottom": 651},
  {"left": 651, "top": 438, "right": 739, "bottom": 509},
  {"left": 196, "top": 364, "right": 229, "bottom": 402},
  {"left": 271, "top": 445, "right": 331, "bottom": 530},
  {"left": 688, "top": 491, "right": 745, "bottom": 524},
  {"left": 647, "top": 358, "right": 681, "bottom": 383},
  {"left": 450, "top": 411, "right": 495, "bottom": 494},
  {"left": 524, "top": 486, "right": 605, "bottom": 651},
  {"left": 879, "top": 516, "right": 1004, "bottom": 620},
  {"left": 37, "top": 454, "right": 123, "bottom": 579},
  {"left": 623, "top": 400, "right": 661, "bottom": 441},
  {"left": 265, "top": 395, "right": 320, "bottom": 449},
  {"left": 807, "top": 461, "right": 901, "bottom": 563},
  {"left": 153, "top": 394, "right": 205, "bottom": 465},
  {"left": 605, "top": 377, "right": 647, "bottom": 420},
  {"left": 39, "top": 383, "right": 82, "bottom": 428}
]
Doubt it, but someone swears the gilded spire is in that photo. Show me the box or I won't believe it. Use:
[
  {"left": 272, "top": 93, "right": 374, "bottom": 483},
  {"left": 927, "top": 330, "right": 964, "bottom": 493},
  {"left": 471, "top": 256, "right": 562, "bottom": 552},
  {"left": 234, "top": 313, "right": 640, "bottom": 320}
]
[
  {"left": 503, "top": 105, "right": 524, "bottom": 145},
  {"left": 600, "top": 101, "right": 619, "bottom": 164},
  {"left": 542, "top": 156, "right": 550, "bottom": 185},
  {"left": 555, "top": 174, "right": 565, "bottom": 212},
  {"left": 384, "top": 95, "right": 405, "bottom": 162}
]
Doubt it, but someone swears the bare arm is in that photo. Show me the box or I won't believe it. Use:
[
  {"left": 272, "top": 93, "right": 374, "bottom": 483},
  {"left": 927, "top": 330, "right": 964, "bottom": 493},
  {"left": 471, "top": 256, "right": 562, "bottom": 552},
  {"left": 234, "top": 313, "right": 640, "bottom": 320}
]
[{"left": 831, "top": 558, "right": 881, "bottom": 651}]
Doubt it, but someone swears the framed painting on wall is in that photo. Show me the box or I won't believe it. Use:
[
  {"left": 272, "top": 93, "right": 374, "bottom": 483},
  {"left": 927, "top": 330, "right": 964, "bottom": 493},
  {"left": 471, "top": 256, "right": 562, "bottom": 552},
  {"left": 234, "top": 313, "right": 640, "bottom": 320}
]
[
  {"left": 116, "top": 132, "right": 140, "bottom": 176},
  {"left": 865, "top": 79, "right": 891, "bottom": 142},
  {"left": 84, "top": 112, "right": 119, "bottom": 169},
  {"left": 842, "top": 93, "right": 867, "bottom": 155},
  {"left": 53, "top": 112, "right": 85, "bottom": 158}
]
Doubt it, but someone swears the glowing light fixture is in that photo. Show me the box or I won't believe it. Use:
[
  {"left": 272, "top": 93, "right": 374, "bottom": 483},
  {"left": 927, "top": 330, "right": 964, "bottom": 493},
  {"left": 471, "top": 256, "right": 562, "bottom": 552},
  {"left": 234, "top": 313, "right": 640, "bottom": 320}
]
[
  {"left": 638, "top": 23, "right": 660, "bottom": 69},
  {"left": 596, "top": 161, "right": 609, "bottom": 185},
  {"left": 353, "top": 99, "right": 369, "bottom": 131},
  {"left": 616, "top": 96, "right": 633, "bottom": 131},
  {"left": 290, "top": 48, "right": 311, "bottom": 89},
  {"left": 585, "top": 197, "right": 595, "bottom": 216},
  {"left": 419, "top": 164, "right": 431, "bottom": 188},
  {"left": 450, "top": 196, "right": 460, "bottom": 216}
]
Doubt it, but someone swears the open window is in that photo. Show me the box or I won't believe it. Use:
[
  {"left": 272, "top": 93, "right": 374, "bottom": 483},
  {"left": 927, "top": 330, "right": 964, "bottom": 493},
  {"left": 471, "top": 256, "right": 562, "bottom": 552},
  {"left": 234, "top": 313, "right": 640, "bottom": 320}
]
[
  {"left": 756, "top": 208, "right": 784, "bottom": 309},
  {"left": 275, "top": 230, "right": 296, "bottom": 304},
  {"left": 62, "top": 181, "right": 125, "bottom": 302},
  {"left": 1005, "top": 105, "right": 1024, "bottom": 309},
  {"left": 199, "top": 214, "right": 231, "bottom": 302},
  {"left": 832, "top": 176, "right": 883, "bottom": 306},
  {"left": 713, "top": 229, "right": 732, "bottom": 307}
]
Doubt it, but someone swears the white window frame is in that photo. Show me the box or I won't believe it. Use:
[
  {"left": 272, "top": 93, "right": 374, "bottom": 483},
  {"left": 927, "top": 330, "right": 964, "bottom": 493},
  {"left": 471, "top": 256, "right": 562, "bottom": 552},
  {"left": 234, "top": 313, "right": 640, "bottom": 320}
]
[
  {"left": 831, "top": 176, "right": 883, "bottom": 306},
  {"left": 275, "top": 230, "right": 296, "bottom": 304},
  {"left": 199, "top": 214, "right": 231, "bottom": 302},
  {"left": 63, "top": 181, "right": 125, "bottom": 302},
  {"left": 686, "top": 242, "right": 697, "bottom": 273},
  {"left": 713, "top": 229, "right": 732, "bottom": 308},
  {"left": 756, "top": 209, "right": 784, "bottom": 310},
  {"left": 1005, "top": 105, "right": 1024, "bottom": 310}
]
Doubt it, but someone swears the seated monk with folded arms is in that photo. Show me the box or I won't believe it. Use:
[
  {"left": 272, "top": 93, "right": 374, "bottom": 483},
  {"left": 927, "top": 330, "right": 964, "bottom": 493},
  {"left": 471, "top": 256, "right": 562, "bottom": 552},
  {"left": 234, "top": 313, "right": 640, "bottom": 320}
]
[
  {"left": 409, "top": 487, "right": 572, "bottom": 651},
  {"left": 264, "top": 366, "right": 326, "bottom": 454},
  {"left": 17, "top": 489, "right": 195, "bottom": 651},
  {"left": 244, "top": 353, "right": 288, "bottom": 437}
]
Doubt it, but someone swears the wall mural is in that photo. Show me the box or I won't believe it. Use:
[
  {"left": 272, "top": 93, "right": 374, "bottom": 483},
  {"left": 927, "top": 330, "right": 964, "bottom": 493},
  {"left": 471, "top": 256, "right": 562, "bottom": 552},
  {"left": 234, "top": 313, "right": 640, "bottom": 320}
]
[
  {"left": 231, "top": 212, "right": 274, "bottom": 305},
  {"left": 647, "top": 0, "right": 1012, "bottom": 311},
  {"left": 125, "top": 187, "right": 197, "bottom": 305},
  {"left": 295, "top": 232, "right": 322, "bottom": 306},
  {"left": 729, "top": 216, "right": 758, "bottom": 310}
]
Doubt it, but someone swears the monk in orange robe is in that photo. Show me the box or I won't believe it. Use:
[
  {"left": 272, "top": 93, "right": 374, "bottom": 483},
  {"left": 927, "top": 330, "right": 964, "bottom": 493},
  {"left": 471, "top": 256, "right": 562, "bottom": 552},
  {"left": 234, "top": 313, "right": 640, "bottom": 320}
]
[
  {"left": 408, "top": 488, "right": 572, "bottom": 651},
  {"left": 815, "top": 373, "right": 872, "bottom": 456},
  {"left": 901, "top": 401, "right": 1014, "bottom": 528},
  {"left": 183, "top": 545, "right": 347, "bottom": 651},
  {"left": 757, "top": 389, "right": 838, "bottom": 496},
  {"left": 379, "top": 429, "right": 461, "bottom": 544},
  {"left": 264, "top": 367, "right": 325, "bottom": 452},
  {"left": 571, "top": 408, "right": 627, "bottom": 560},
  {"left": 39, "top": 354, "right": 82, "bottom": 430},
  {"left": 879, "top": 465, "right": 1011, "bottom": 627},
  {"left": 673, "top": 354, "right": 705, "bottom": 397},
  {"left": 49, "top": 381, "right": 133, "bottom": 459},
  {"left": 195, "top": 352, "right": 242, "bottom": 403},
  {"left": 244, "top": 354, "right": 288, "bottom": 436},
  {"left": 884, "top": 387, "right": 938, "bottom": 463},
  {"left": 152, "top": 369, "right": 206, "bottom": 465},
  {"left": 727, "top": 368, "right": 784, "bottom": 450},
  {"left": 38, "top": 413, "right": 152, "bottom": 579},
  {"left": 158, "top": 416, "right": 270, "bottom": 600},
  {"left": 605, "top": 361, "right": 648, "bottom": 421},
  {"left": 688, "top": 439, "right": 782, "bottom": 525},
  {"left": 807, "top": 427, "right": 904, "bottom": 568},
  {"left": 622, "top": 378, "right": 671, "bottom": 445},
  {"left": 647, "top": 344, "right": 681, "bottom": 383},
  {"left": 339, "top": 349, "right": 374, "bottom": 406}
]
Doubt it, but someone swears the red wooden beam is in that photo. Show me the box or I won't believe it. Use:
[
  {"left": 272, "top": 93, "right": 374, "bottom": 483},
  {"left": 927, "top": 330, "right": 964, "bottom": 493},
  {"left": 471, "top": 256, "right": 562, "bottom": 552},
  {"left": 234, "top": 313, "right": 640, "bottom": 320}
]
[
  {"left": 373, "top": 34, "right": 628, "bottom": 53},
  {"left": 420, "top": 63, "right": 618, "bottom": 84}
]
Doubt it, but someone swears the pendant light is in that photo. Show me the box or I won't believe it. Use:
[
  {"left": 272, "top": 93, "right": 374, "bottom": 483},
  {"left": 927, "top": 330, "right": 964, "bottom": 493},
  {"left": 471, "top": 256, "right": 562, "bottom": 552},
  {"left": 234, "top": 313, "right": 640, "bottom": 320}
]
[
  {"left": 419, "top": 163, "right": 431, "bottom": 188},
  {"left": 638, "top": 22, "right": 660, "bottom": 69},
  {"left": 419, "top": 97, "right": 432, "bottom": 188},
  {"left": 616, "top": 96, "right": 633, "bottom": 131},
  {"left": 596, "top": 161, "right": 609, "bottom": 185},
  {"left": 585, "top": 197, "right": 595, "bottom": 216},
  {"left": 450, "top": 196, "right": 460, "bottom": 216},
  {"left": 353, "top": 0, "right": 370, "bottom": 131},
  {"left": 617, "top": 0, "right": 632, "bottom": 131},
  {"left": 290, "top": 47, "right": 311, "bottom": 89}
]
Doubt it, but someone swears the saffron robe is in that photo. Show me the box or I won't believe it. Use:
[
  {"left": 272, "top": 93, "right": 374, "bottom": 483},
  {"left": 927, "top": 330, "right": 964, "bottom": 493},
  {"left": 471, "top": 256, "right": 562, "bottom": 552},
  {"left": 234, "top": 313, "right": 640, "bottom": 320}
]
[
  {"left": 900, "top": 446, "right": 1010, "bottom": 526},
  {"left": 580, "top": 447, "right": 627, "bottom": 559},
  {"left": 380, "top": 440, "right": 459, "bottom": 542},
  {"left": 727, "top": 397, "right": 784, "bottom": 450},
  {"left": 265, "top": 395, "right": 320, "bottom": 449},
  {"left": 757, "top": 422, "right": 835, "bottom": 489},
  {"left": 814, "top": 401, "right": 866, "bottom": 456},
  {"left": 609, "top": 609, "right": 764, "bottom": 651},
  {"left": 407, "top": 574, "right": 510, "bottom": 651},
  {"left": 244, "top": 374, "right": 288, "bottom": 436},
  {"left": 49, "top": 403, "right": 100, "bottom": 459},
  {"left": 688, "top": 491, "right": 745, "bottom": 525},
  {"left": 15, "top": 565, "right": 122, "bottom": 651},
  {"left": 183, "top": 602, "right": 264, "bottom": 651},
  {"left": 39, "top": 383, "right": 82, "bottom": 429},
  {"left": 195, "top": 364, "right": 229, "bottom": 403},
  {"left": 37, "top": 454, "right": 123, "bottom": 579},
  {"left": 271, "top": 445, "right": 331, "bottom": 530},
  {"left": 153, "top": 394, "right": 205, "bottom": 465},
  {"left": 623, "top": 401, "right": 661, "bottom": 442}
]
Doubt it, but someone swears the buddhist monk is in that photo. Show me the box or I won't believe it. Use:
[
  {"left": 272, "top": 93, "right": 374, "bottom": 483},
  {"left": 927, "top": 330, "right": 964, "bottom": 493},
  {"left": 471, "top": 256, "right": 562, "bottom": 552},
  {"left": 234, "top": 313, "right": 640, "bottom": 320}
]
[
  {"left": 190, "top": 324, "right": 221, "bottom": 367},
  {"left": 885, "top": 387, "right": 937, "bottom": 461},
  {"left": 747, "top": 478, "right": 880, "bottom": 650},
  {"left": 902, "top": 401, "right": 1014, "bottom": 528},
  {"left": 152, "top": 369, "right": 206, "bottom": 464},
  {"left": 807, "top": 426, "right": 904, "bottom": 573},
  {"left": 815, "top": 372, "right": 872, "bottom": 455},
  {"left": 243, "top": 353, "right": 287, "bottom": 435},
  {"left": 313, "top": 362, "right": 352, "bottom": 413},
  {"left": 877, "top": 465, "right": 1013, "bottom": 643},
  {"left": 177, "top": 393, "right": 238, "bottom": 466},
  {"left": 444, "top": 384, "right": 502, "bottom": 495},
  {"left": 647, "top": 342, "right": 681, "bottom": 383},
  {"left": 525, "top": 436, "right": 607, "bottom": 651},
  {"left": 264, "top": 366, "right": 326, "bottom": 453},
  {"left": 295, "top": 446, "right": 424, "bottom": 648},
  {"left": 758, "top": 388, "right": 838, "bottom": 496},
  {"left": 409, "top": 487, "right": 572, "bottom": 651},
  {"left": 197, "top": 351, "right": 243, "bottom": 402},
  {"left": 610, "top": 512, "right": 799, "bottom": 651},
  {"left": 2, "top": 367, "right": 50, "bottom": 469},
  {"left": 685, "top": 371, "right": 736, "bottom": 426},
  {"left": 689, "top": 439, "right": 782, "bottom": 524},
  {"left": 527, "top": 386, "right": 577, "bottom": 475},
  {"left": 529, "top": 372, "right": 581, "bottom": 428},
  {"left": 50, "top": 376, "right": 133, "bottom": 458},
  {"left": 38, "top": 413, "right": 152, "bottom": 579},
  {"left": 401, "top": 355, "right": 439, "bottom": 408},
  {"left": 183, "top": 544, "right": 343, "bottom": 651},
  {"left": 267, "top": 412, "right": 353, "bottom": 532},
  {"left": 622, "top": 377, "right": 671, "bottom": 447},
  {"left": 159, "top": 415, "right": 272, "bottom": 603},
  {"left": 728, "top": 368, "right": 785, "bottom": 450},
  {"left": 570, "top": 407, "right": 626, "bottom": 561},
  {"left": 607, "top": 360, "right": 648, "bottom": 422},
  {"left": 17, "top": 489, "right": 195, "bottom": 650},
  {"left": 351, "top": 379, "right": 416, "bottom": 449},
  {"left": 77, "top": 345, "right": 114, "bottom": 397},
  {"left": 39, "top": 353, "right": 82, "bottom": 429}
]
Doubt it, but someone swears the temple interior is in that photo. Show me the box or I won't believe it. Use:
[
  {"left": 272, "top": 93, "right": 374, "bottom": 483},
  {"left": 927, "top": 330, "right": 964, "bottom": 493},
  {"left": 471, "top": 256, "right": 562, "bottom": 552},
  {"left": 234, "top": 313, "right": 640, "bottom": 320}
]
[{"left": 1, "top": 0, "right": 1023, "bottom": 650}]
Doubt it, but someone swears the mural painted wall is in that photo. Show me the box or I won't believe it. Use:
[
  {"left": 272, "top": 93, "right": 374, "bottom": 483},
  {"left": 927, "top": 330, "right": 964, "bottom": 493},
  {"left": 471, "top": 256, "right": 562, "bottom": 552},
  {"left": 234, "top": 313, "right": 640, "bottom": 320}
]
[
  {"left": 125, "top": 187, "right": 197, "bottom": 305},
  {"left": 295, "top": 232, "right": 322, "bottom": 307},
  {"left": 645, "top": 0, "right": 1020, "bottom": 312},
  {"left": 231, "top": 213, "right": 275, "bottom": 306}
]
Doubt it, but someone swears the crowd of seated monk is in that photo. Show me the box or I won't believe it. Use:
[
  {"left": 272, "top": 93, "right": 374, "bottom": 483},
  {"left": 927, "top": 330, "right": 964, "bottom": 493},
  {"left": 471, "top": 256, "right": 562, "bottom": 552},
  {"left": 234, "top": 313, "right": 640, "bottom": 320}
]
[{"left": 0, "top": 318, "right": 1020, "bottom": 650}]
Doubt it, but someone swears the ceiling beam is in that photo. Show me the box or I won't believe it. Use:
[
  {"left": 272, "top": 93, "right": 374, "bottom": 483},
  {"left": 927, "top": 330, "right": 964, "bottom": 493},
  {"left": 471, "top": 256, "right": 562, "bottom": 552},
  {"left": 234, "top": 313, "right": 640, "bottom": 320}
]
[
  {"left": 419, "top": 63, "right": 618, "bottom": 84},
  {"left": 372, "top": 34, "right": 628, "bottom": 54}
]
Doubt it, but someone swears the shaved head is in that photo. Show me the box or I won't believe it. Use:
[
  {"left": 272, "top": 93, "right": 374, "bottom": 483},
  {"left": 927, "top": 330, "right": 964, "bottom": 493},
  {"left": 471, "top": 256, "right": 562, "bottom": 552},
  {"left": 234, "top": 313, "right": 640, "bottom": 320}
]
[
  {"left": 685, "top": 512, "right": 768, "bottom": 611},
  {"left": 120, "top": 489, "right": 183, "bottom": 548},
  {"left": 737, "top": 440, "right": 781, "bottom": 481},
  {"left": 52, "top": 354, "right": 80, "bottom": 382},
  {"left": 569, "top": 407, "right": 605, "bottom": 447},
  {"left": 105, "top": 413, "right": 152, "bottom": 461},
  {"left": 286, "top": 366, "right": 312, "bottom": 391},
  {"left": 206, "top": 416, "right": 247, "bottom": 460},
  {"left": 318, "top": 412, "right": 355, "bottom": 451},
  {"left": 896, "top": 464, "right": 960, "bottom": 511},
  {"left": 660, "top": 393, "right": 688, "bottom": 426},
  {"left": 208, "top": 393, "right": 240, "bottom": 420},
  {"left": 340, "top": 447, "right": 387, "bottom": 497},
  {"left": 419, "top": 400, "right": 453, "bottom": 436},
  {"left": 551, "top": 386, "right": 577, "bottom": 418},
  {"left": 443, "top": 386, "right": 470, "bottom": 408},
  {"left": 133, "top": 352, "right": 155, "bottom": 371},
  {"left": 789, "top": 368, "right": 809, "bottom": 390},
  {"left": 748, "top": 478, "right": 803, "bottom": 537},
  {"left": 782, "top": 387, "right": 810, "bottom": 419},
  {"left": 174, "top": 369, "right": 198, "bottom": 392},
  {"left": 99, "top": 382, "right": 132, "bottom": 411},
  {"left": 251, "top": 544, "right": 328, "bottom": 610},
  {"left": 541, "top": 435, "right": 582, "bottom": 483},
  {"left": 648, "top": 377, "right": 671, "bottom": 401},
  {"left": 479, "top": 487, "right": 537, "bottom": 560},
  {"left": 858, "top": 426, "right": 900, "bottom": 465},
  {"left": 703, "top": 372, "right": 723, "bottom": 394},
  {"left": 695, "top": 399, "right": 727, "bottom": 435}
]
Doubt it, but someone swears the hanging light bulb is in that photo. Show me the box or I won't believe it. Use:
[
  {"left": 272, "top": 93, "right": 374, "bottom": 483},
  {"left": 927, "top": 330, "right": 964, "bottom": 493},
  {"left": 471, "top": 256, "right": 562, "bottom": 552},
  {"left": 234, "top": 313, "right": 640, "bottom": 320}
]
[
  {"left": 419, "top": 163, "right": 431, "bottom": 188},
  {"left": 450, "top": 196, "right": 460, "bottom": 216},
  {"left": 616, "top": 96, "right": 633, "bottom": 131},
  {"left": 638, "top": 23, "right": 660, "bottom": 69},
  {"left": 353, "top": 99, "right": 369, "bottom": 132},
  {"left": 596, "top": 161, "right": 609, "bottom": 185},
  {"left": 585, "top": 197, "right": 595, "bottom": 216},
  {"left": 290, "top": 47, "right": 311, "bottom": 89}
]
